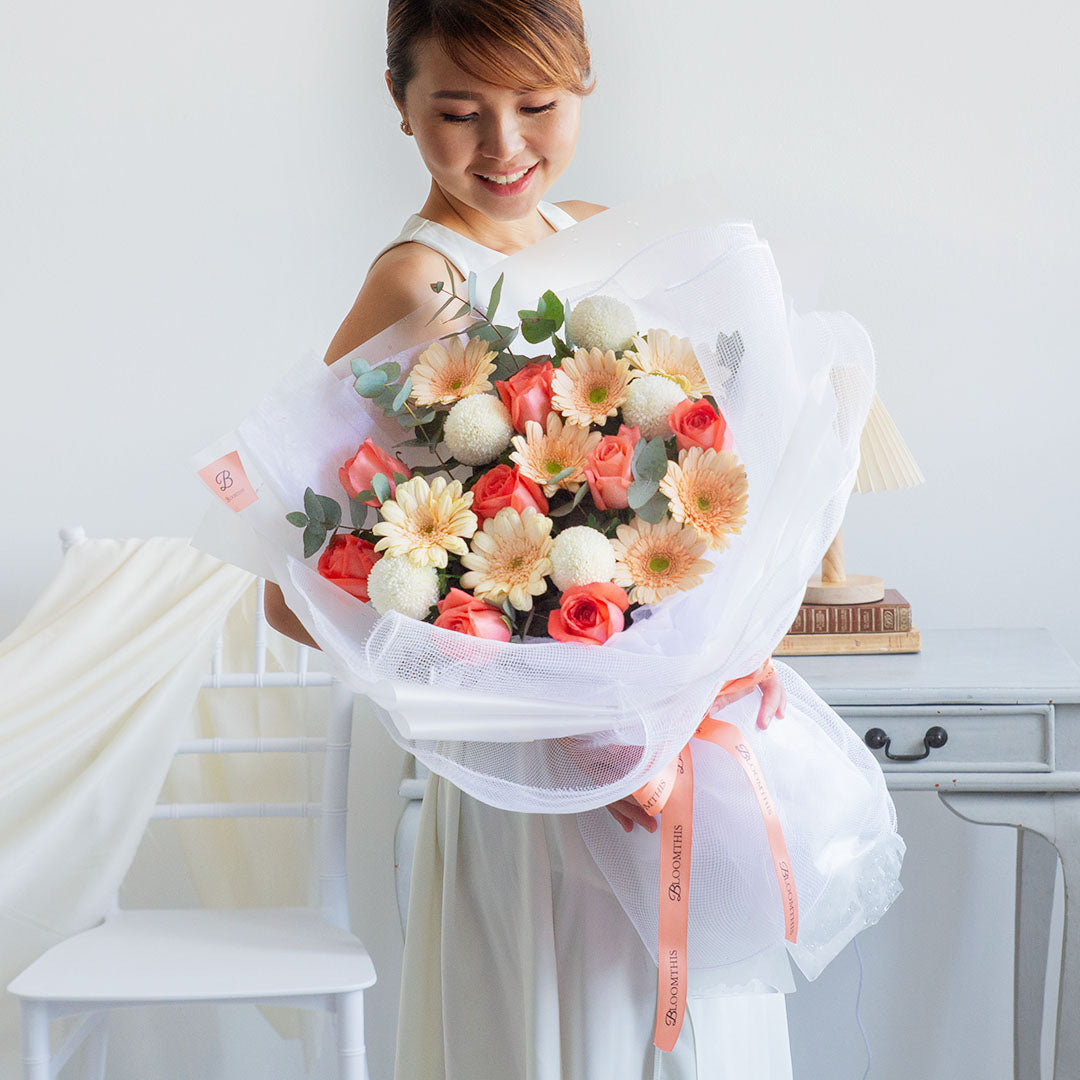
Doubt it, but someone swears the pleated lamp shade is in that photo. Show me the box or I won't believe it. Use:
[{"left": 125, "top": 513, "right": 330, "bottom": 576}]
[{"left": 855, "top": 394, "right": 925, "bottom": 494}]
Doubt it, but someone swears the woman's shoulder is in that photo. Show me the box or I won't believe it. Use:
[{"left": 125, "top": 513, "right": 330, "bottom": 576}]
[
  {"left": 554, "top": 199, "right": 608, "bottom": 221},
  {"left": 323, "top": 242, "right": 463, "bottom": 366}
]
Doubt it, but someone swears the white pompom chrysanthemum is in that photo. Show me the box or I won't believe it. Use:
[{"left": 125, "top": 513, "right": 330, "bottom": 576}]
[
  {"left": 620, "top": 374, "right": 687, "bottom": 440},
  {"left": 444, "top": 393, "right": 514, "bottom": 466},
  {"left": 566, "top": 295, "right": 637, "bottom": 354},
  {"left": 366, "top": 555, "right": 440, "bottom": 620},
  {"left": 549, "top": 525, "right": 617, "bottom": 591}
]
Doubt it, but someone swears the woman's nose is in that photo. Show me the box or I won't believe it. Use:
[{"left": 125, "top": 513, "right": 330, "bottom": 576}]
[{"left": 478, "top": 112, "right": 527, "bottom": 163}]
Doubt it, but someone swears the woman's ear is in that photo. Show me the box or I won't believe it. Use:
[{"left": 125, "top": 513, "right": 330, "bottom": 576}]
[{"left": 384, "top": 69, "right": 397, "bottom": 104}]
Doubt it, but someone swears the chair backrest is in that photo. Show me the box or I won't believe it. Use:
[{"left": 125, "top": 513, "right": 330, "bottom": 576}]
[{"left": 58, "top": 528, "right": 354, "bottom": 930}]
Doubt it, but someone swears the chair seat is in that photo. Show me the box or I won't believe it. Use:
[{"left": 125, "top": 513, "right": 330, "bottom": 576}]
[{"left": 9, "top": 908, "right": 376, "bottom": 1003}]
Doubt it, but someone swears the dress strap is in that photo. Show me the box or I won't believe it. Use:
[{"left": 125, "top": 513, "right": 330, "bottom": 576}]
[{"left": 367, "top": 200, "right": 579, "bottom": 281}]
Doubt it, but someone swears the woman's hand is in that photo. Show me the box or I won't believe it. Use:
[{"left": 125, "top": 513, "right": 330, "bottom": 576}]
[
  {"left": 709, "top": 660, "right": 787, "bottom": 731},
  {"left": 605, "top": 796, "right": 659, "bottom": 834}
]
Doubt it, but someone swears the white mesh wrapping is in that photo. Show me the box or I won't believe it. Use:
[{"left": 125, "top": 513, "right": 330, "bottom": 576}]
[{"left": 202, "top": 215, "right": 904, "bottom": 991}]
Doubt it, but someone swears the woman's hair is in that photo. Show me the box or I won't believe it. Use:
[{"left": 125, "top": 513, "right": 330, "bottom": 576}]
[{"left": 386, "top": 0, "right": 595, "bottom": 104}]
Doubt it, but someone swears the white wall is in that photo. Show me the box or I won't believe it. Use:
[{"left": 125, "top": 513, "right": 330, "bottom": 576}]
[{"left": 3, "top": 1, "right": 1077, "bottom": 1077}]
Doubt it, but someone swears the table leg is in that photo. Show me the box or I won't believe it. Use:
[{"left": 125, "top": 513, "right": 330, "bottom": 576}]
[
  {"left": 1016, "top": 828, "right": 1058, "bottom": 1080},
  {"left": 941, "top": 792, "right": 1080, "bottom": 1080}
]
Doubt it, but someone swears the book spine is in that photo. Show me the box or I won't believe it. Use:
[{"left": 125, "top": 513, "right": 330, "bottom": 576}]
[{"left": 789, "top": 603, "right": 911, "bottom": 634}]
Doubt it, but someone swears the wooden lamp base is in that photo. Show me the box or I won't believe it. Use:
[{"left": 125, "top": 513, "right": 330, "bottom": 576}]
[{"left": 803, "top": 573, "right": 885, "bottom": 605}]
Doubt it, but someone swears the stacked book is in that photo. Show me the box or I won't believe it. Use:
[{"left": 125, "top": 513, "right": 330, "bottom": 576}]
[{"left": 774, "top": 589, "right": 921, "bottom": 655}]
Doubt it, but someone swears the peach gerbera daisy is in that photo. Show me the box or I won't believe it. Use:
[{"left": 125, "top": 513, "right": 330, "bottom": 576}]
[
  {"left": 659, "top": 447, "right": 749, "bottom": 550},
  {"left": 409, "top": 336, "right": 498, "bottom": 406},
  {"left": 372, "top": 475, "right": 477, "bottom": 569},
  {"left": 625, "top": 329, "right": 711, "bottom": 399},
  {"left": 460, "top": 506, "right": 554, "bottom": 611},
  {"left": 550, "top": 347, "right": 632, "bottom": 427},
  {"left": 611, "top": 517, "right": 714, "bottom": 605},
  {"left": 510, "top": 413, "right": 603, "bottom": 496}
]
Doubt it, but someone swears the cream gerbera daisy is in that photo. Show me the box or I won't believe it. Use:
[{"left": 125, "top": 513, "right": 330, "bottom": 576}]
[
  {"left": 372, "top": 475, "right": 477, "bottom": 568},
  {"left": 550, "top": 347, "right": 632, "bottom": 427},
  {"left": 611, "top": 517, "right": 714, "bottom": 604},
  {"left": 625, "top": 329, "right": 711, "bottom": 399},
  {"left": 460, "top": 506, "right": 554, "bottom": 611},
  {"left": 510, "top": 412, "right": 602, "bottom": 496},
  {"left": 659, "top": 447, "right": 749, "bottom": 550},
  {"left": 409, "top": 336, "right": 498, "bottom": 406}
]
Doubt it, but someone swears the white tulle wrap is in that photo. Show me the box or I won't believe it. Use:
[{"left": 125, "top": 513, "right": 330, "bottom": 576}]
[{"left": 194, "top": 200, "right": 904, "bottom": 993}]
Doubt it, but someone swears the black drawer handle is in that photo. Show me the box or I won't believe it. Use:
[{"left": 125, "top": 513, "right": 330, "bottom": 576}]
[{"left": 864, "top": 725, "right": 948, "bottom": 762}]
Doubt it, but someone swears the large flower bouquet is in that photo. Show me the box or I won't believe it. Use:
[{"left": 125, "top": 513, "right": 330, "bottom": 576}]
[
  {"left": 291, "top": 272, "right": 751, "bottom": 652},
  {"left": 194, "top": 196, "right": 903, "bottom": 1036}
]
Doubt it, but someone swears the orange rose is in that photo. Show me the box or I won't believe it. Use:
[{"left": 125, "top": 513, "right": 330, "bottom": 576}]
[
  {"left": 584, "top": 424, "right": 640, "bottom": 511},
  {"left": 668, "top": 398, "right": 733, "bottom": 454},
  {"left": 471, "top": 464, "right": 549, "bottom": 521},
  {"left": 496, "top": 360, "right": 555, "bottom": 433},
  {"left": 316, "top": 534, "right": 378, "bottom": 601},
  {"left": 547, "top": 582, "right": 629, "bottom": 645},
  {"left": 434, "top": 588, "right": 513, "bottom": 641},
  {"left": 339, "top": 438, "right": 412, "bottom": 506}
]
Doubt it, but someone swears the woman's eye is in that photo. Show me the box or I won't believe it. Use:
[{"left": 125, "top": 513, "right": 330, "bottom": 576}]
[{"left": 440, "top": 103, "right": 557, "bottom": 124}]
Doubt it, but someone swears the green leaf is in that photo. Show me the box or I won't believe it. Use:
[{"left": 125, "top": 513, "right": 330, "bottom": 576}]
[
  {"left": 468, "top": 323, "right": 501, "bottom": 342},
  {"left": 517, "top": 306, "right": 538, "bottom": 323},
  {"left": 430, "top": 280, "right": 444, "bottom": 293},
  {"left": 500, "top": 597, "right": 516, "bottom": 621},
  {"left": 303, "top": 522, "right": 326, "bottom": 559},
  {"left": 371, "top": 472, "right": 392, "bottom": 504},
  {"left": 521, "top": 317, "right": 557, "bottom": 344},
  {"left": 454, "top": 302, "right": 472, "bottom": 320},
  {"left": 349, "top": 497, "right": 368, "bottom": 529},
  {"left": 634, "top": 436, "right": 670, "bottom": 484},
  {"left": 627, "top": 478, "right": 659, "bottom": 510},
  {"left": 392, "top": 472, "right": 410, "bottom": 484},
  {"left": 393, "top": 377, "right": 413, "bottom": 412},
  {"left": 353, "top": 489, "right": 374, "bottom": 503},
  {"left": 540, "top": 290, "right": 564, "bottom": 329},
  {"left": 285, "top": 511, "right": 308, "bottom": 528},
  {"left": 547, "top": 465, "right": 575, "bottom": 484},
  {"left": 303, "top": 487, "right": 323, "bottom": 522},
  {"left": 316, "top": 495, "right": 342, "bottom": 528},
  {"left": 548, "top": 484, "right": 590, "bottom": 517},
  {"left": 553, "top": 334, "right": 574, "bottom": 360},
  {"left": 354, "top": 369, "right": 389, "bottom": 397},
  {"left": 443, "top": 257, "right": 458, "bottom": 289},
  {"left": 401, "top": 409, "right": 437, "bottom": 428},
  {"left": 467, "top": 271, "right": 478, "bottom": 311},
  {"left": 491, "top": 324, "right": 518, "bottom": 349},
  {"left": 349, "top": 356, "right": 369, "bottom": 377},
  {"left": 635, "top": 490, "right": 670, "bottom": 524},
  {"left": 374, "top": 386, "right": 399, "bottom": 412},
  {"left": 487, "top": 272, "right": 504, "bottom": 320},
  {"left": 372, "top": 361, "right": 401, "bottom": 381}
]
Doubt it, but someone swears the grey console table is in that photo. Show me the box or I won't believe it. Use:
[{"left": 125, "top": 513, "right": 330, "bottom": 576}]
[{"left": 786, "top": 627, "right": 1080, "bottom": 1080}]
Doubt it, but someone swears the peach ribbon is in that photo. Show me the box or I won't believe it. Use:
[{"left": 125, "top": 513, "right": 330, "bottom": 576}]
[{"left": 632, "top": 664, "right": 798, "bottom": 1053}]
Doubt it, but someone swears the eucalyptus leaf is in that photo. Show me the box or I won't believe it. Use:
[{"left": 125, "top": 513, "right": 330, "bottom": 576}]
[
  {"left": 353, "top": 489, "right": 374, "bottom": 503},
  {"left": 354, "top": 369, "right": 389, "bottom": 397},
  {"left": 393, "top": 377, "right": 413, "bottom": 412},
  {"left": 303, "top": 522, "right": 326, "bottom": 559},
  {"left": 371, "top": 472, "right": 392, "bottom": 504},
  {"left": 500, "top": 598, "right": 515, "bottom": 621},
  {"left": 547, "top": 465, "right": 574, "bottom": 484},
  {"left": 285, "top": 511, "right": 308, "bottom": 528},
  {"left": 303, "top": 487, "right": 323, "bottom": 522},
  {"left": 316, "top": 495, "right": 342, "bottom": 528},
  {"left": 627, "top": 478, "right": 659, "bottom": 510},
  {"left": 443, "top": 257, "right": 457, "bottom": 290},
  {"left": 392, "top": 472, "right": 410, "bottom": 484},
  {"left": 402, "top": 409, "right": 437, "bottom": 428},
  {"left": 372, "top": 361, "right": 401, "bottom": 381},
  {"left": 374, "top": 386, "right": 399, "bottom": 412},
  {"left": 540, "top": 290, "right": 564, "bottom": 329},
  {"left": 521, "top": 317, "right": 557, "bottom": 344},
  {"left": 468, "top": 323, "right": 501, "bottom": 342},
  {"left": 634, "top": 436, "right": 669, "bottom": 484},
  {"left": 553, "top": 334, "right": 573, "bottom": 360},
  {"left": 635, "top": 490, "right": 670, "bottom": 524},
  {"left": 467, "top": 271, "right": 478, "bottom": 311},
  {"left": 454, "top": 302, "right": 472, "bottom": 320},
  {"left": 430, "top": 280, "right": 444, "bottom": 293},
  {"left": 349, "top": 356, "right": 369, "bottom": 377},
  {"left": 349, "top": 497, "right": 368, "bottom": 529},
  {"left": 486, "top": 272, "right": 504, "bottom": 320}
]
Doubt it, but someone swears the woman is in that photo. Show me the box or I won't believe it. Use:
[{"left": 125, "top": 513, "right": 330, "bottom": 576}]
[{"left": 268, "top": 2, "right": 790, "bottom": 1076}]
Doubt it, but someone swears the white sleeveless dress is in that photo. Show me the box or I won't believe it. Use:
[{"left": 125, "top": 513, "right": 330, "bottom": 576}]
[{"left": 381, "top": 203, "right": 794, "bottom": 1080}]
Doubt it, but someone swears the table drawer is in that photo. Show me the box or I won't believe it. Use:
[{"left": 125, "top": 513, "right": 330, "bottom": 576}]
[{"left": 837, "top": 705, "right": 1054, "bottom": 772}]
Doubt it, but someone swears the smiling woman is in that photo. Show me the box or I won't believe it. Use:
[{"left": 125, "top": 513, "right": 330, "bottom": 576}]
[{"left": 263, "top": 2, "right": 794, "bottom": 1078}]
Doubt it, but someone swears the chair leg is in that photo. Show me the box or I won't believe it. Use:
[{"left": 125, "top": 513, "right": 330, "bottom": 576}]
[
  {"left": 20, "top": 1001, "right": 50, "bottom": 1080},
  {"left": 82, "top": 1012, "right": 109, "bottom": 1080},
  {"left": 335, "top": 991, "right": 370, "bottom": 1080}
]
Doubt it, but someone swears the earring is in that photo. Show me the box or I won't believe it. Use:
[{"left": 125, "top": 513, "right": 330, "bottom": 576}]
[{"left": 400, "top": 119, "right": 413, "bottom": 136}]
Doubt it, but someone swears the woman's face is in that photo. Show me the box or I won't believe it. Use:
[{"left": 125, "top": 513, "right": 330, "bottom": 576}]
[{"left": 395, "top": 37, "right": 582, "bottom": 221}]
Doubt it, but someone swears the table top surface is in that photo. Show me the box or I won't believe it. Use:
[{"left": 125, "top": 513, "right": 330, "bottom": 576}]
[{"left": 783, "top": 627, "right": 1080, "bottom": 705}]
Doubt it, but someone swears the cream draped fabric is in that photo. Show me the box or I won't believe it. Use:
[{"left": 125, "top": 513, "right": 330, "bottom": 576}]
[{"left": 0, "top": 537, "right": 252, "bottom": 1075}]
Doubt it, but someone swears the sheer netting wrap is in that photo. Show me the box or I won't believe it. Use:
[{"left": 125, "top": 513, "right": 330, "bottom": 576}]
[{"left": 196, "top": 210, "right": 904, "bottom": 993}]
